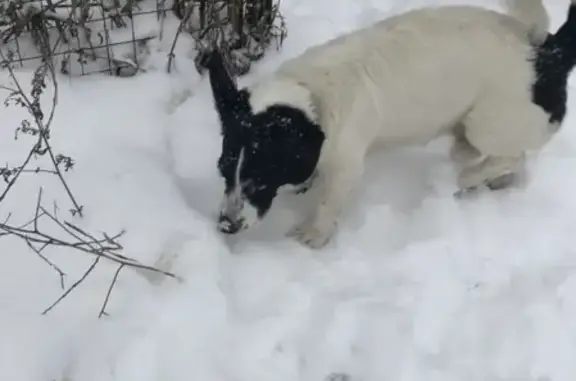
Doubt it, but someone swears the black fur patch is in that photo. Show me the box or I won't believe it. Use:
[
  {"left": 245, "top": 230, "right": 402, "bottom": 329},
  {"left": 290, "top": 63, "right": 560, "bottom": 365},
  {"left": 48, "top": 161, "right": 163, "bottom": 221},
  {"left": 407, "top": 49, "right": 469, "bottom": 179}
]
[
  {"left": 531, "top": 5, "right": 576, "bottom": 125},
  {"left": 218, "top": 103, "right": 325, "bottom": 217},
  {"left": 205, "top": 48, "right": 325, "bottom": 221}
]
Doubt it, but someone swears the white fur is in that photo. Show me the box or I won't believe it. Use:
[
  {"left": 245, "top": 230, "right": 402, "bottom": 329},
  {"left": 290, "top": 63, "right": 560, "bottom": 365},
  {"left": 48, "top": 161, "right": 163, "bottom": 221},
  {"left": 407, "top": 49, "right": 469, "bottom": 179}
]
[
  {"left": 247, "top": 4, "right": 556, "bottom": 249},
  {"left": 218, "top": 148, "right": 260, "bottom": 232},
  {"left": 505, "top": 0, "right": 550, "bottom": 43},
  {"left": 249, "top": 78, "right": 318, "bottom": 122}
]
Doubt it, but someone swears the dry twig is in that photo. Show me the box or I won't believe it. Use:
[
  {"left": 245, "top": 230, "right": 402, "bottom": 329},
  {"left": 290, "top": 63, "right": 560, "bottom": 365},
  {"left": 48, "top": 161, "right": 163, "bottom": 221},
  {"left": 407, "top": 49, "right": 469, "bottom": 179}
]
[
  {"left": 0, "top": 28, "right": 178, "bottom": 317},
  {"left": 41, "top": 256, "right": 101, "bottom": 315},
  {"left": 169, "top": 0, "right": 287, "bottom": 76},
  {"left": 99, "top": 263, "right": 124, "bottom": 318}
]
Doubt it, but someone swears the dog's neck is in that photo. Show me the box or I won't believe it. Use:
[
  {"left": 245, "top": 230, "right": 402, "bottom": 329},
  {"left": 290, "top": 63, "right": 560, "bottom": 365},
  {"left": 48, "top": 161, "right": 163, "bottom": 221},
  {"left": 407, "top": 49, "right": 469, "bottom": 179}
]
[{"left": 247, "top": 76, "right": 319, "bottom": 124}]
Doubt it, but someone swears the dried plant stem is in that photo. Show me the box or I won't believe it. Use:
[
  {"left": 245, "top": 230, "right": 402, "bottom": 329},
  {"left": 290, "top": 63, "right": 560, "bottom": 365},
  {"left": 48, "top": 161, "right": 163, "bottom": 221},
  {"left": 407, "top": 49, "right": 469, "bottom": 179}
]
[
  {"left": 99, "top": 263, "right": 124, "bottom": 318},
  {"left": 0, "top": 14, "right": 179, "bottom": 316}
]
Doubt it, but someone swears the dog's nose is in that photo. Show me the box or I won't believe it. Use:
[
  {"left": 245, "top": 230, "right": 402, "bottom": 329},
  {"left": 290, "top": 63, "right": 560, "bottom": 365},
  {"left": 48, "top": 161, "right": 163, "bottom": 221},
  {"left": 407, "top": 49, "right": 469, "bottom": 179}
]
[{"left": 217, "top": 214, "right": 244, "bottom": 234}]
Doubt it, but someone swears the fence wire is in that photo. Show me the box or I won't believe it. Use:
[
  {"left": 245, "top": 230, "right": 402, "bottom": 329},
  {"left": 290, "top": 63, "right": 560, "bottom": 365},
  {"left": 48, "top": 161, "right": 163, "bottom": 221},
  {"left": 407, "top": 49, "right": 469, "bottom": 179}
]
[
  {"left": 0, "top": 0, "right": 286, "bottom": 77},
  {"left": 0, "top": 0, "right": 171, "bottom": 77}
]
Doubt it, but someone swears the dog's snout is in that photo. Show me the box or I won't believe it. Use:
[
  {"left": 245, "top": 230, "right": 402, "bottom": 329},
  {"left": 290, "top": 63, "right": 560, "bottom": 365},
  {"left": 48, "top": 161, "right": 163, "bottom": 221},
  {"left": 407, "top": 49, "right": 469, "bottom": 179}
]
[{"left": 218, "top": 214, "right": 244, "bottom": 234}]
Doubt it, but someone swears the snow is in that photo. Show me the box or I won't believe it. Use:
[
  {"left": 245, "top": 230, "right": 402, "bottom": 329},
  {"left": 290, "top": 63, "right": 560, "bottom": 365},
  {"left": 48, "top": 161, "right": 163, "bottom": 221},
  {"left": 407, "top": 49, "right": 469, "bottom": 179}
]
[{"left": 2, "top": 0, "right": 576, "bottom": 380}]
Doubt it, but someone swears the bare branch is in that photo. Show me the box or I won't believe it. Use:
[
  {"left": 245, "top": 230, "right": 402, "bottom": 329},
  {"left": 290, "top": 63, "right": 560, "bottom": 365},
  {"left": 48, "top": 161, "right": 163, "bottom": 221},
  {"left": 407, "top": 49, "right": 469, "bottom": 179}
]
[
  {"left": 99, "top": 263, "right": 124, "bottom": 318},
  {"left": 41, "top": 255, "right": 101, "bottom": 315},
  {"left": 0, "top": 5, "right": 180, "bottom": 316},
  {"left": 166, "top": 0, "right": 194, "bottom": 73},
  {"left": 34, "top": 186, "right": 43, "bottom": 231},
  {"left": 170, "top": 0, "right": 286, "bottom": 76},
  {"left": 25, "top": 238, "right": 66, "bottom": 289},
  {"left": 0, "top": 204, "right": 178, "bottom": 279}
]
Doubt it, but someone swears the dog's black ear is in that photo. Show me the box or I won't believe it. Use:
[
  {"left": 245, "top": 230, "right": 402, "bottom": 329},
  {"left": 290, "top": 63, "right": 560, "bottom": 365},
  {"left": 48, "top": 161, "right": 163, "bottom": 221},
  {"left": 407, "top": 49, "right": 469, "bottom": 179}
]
[{"left": 202, "top": 48, "right": 251, "bottom": 132}]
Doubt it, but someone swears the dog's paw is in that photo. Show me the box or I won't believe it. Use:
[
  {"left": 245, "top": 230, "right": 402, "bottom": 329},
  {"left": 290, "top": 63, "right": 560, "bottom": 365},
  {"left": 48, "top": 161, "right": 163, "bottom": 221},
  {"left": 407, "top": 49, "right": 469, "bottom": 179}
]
[
  {"left": 453, "top": 186, "right": 479, "bottom": 199},
  {"left": 287, "top": 220, "right": 336, "bottom": 249},
  {"left": 454, "top": 172, "right": 518, "bottom": 199},
  {"left": 485, "top": 172, "right": 517, "bottom": 191}
]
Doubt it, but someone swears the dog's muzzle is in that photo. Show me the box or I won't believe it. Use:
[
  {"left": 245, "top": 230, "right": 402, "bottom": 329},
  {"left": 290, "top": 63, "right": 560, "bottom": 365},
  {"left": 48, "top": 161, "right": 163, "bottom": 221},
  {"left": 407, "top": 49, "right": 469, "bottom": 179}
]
[{"left": 217, "top": 214, "right": 245, "bottom": 234}]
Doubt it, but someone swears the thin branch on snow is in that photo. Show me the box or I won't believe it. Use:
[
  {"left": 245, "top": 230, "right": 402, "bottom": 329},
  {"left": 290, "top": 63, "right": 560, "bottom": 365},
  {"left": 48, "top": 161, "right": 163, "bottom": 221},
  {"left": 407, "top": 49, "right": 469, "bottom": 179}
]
[
  {"left": 26, "top": 237, "right": 67, "bottom": 290},
  {"left": 0, "top": 202, "right": 178, "bottom": 278},
  {"left": 26, "top": 187, "right": 67, "bottom": 289},
  {"left": 41, "top": 256, "right": 101, "bottom": 315},
  {"left": 0, "top": 35, "right": 179, "bottom": 316},
  {"left": 99, "top": 263, "right": 124, "bottom": 318},
  {"left": 0, "top": 41, "right": 73, "bottom": 208},
  {"left": 0, "top": 185, "right": 179, "bottom": 315}
]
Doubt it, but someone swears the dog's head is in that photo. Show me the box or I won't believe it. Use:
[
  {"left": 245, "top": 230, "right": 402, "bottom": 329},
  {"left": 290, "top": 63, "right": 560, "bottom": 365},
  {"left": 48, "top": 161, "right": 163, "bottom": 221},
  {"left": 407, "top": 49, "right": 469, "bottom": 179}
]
[{"left": 204, "top": 49, "right": 325, "bottom": 234}]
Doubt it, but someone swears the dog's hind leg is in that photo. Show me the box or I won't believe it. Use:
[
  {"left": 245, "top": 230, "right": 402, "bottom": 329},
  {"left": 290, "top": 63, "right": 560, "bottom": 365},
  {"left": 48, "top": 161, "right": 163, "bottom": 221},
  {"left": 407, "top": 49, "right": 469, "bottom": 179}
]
[
  {"left": 456, "top": 96, "right": 552, "bottom": 192},
  {"left": 450, "top": 122, "right": 484, "bottom": 168},
  {"left": 450, "top": 122, "right": 517, "bottom": 193}
]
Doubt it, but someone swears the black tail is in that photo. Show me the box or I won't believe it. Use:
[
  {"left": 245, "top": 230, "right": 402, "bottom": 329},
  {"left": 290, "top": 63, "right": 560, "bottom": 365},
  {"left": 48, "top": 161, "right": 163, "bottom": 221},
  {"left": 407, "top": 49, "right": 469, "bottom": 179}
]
[
  {"left": 531, "top": 2, "right": 576, "bottom": 125},
  {"left": 547, "top": 2, "right": 576, "bottom": 70}
]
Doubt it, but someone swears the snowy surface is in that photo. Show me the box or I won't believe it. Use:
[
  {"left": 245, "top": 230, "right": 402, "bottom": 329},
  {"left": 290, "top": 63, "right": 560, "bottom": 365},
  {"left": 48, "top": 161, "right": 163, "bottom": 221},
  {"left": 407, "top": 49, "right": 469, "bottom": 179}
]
[{"left": 2, "top": 0, "right": 576, "bottom": 380}]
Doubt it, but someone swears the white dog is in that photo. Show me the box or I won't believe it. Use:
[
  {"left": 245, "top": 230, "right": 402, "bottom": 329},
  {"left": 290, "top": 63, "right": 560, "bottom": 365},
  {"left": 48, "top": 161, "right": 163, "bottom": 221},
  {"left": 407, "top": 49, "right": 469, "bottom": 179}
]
[{"left": 205, "top": 0, "right": 576, "bottom": 249}]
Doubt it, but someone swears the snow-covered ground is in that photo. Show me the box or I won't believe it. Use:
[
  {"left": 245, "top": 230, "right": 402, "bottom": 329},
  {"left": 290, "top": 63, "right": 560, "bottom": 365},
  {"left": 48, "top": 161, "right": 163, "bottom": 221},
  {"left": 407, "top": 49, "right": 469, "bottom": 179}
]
[{"left": 2, "top": 0, "right": 576, "bottom": 380}]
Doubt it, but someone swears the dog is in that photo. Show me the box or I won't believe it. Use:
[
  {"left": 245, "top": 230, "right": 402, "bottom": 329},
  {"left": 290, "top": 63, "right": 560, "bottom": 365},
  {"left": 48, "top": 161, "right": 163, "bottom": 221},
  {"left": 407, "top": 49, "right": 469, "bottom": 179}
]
[{"left": 205, "top": 0, "right": 576, "bottom": 249}]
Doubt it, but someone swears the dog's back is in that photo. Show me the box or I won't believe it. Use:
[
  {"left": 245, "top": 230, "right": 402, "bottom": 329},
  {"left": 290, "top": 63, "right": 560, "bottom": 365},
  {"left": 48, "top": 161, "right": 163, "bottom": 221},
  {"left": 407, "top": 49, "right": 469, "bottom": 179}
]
[
  {"left": 280, "top": 6, "right": 529, "bottom": 70},
  {"left": 271, "top": 6, "right": 537, "bottom": 146}
]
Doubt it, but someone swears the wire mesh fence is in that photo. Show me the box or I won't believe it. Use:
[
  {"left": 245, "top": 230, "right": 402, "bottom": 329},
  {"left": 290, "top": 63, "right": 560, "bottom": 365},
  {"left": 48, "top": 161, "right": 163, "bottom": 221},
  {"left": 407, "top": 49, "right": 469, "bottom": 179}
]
[
  {"left": 0, "top": 0, "right": 170, "bottom": 76},
  {"left": 0, "top": 0, "right": 287, "bottom": 77}
]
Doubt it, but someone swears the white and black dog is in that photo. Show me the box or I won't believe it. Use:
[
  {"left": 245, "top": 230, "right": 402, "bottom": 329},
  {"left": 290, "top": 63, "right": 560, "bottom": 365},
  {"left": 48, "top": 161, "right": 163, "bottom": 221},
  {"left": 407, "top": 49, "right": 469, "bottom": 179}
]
[{"left": 205, "top": 0, "right": 576, "bottom": 249}]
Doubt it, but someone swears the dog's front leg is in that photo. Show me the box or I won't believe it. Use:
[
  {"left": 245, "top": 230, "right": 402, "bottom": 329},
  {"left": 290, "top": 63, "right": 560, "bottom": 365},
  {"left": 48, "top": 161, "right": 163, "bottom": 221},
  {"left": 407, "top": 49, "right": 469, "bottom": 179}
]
[{"left": 288, "top": 153, "right": 364, "bottom": 249}]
